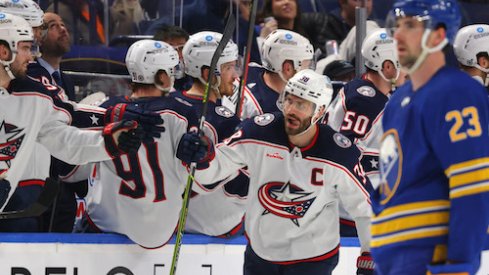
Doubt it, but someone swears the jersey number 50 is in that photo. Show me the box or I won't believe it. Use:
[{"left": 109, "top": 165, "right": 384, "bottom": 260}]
[{"left": 341, "top": 111, "right": 370, "bottom": 136}]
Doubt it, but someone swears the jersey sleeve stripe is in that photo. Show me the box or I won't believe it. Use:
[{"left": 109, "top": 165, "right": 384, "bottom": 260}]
[
  {"left": 371, "top": 211, "right": 449, "bottom": 236},
  {"left": 445, "top": 157, "right": 489, "bottom": 177},
  {"left": 371, "top": 226, "right": 448, "bottom": 248},
  {"left": 372, "top": 200, "right": 450, "bottom": 221},
  {"left": 450, "top": 181, "right": 489, "bottom": 199},
  {"left": 449, "top": 167, "right": 489, "bottom": 189}
]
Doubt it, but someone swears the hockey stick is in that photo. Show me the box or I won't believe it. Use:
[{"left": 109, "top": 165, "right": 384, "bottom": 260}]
[
  {"left": 0, "top": 177, "right": 59, "bottom": 220},
  {"left": 169, "top": 13, "right": 236, "bottom": 275},
  {"left": 235, "top": 0, "right": 259, "bottom": 118}
]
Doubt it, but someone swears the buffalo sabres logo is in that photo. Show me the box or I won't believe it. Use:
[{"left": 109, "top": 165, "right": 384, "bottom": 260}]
[
  {"left": 215, "top": 106, "right": 234, "bottom": 118},
  {"left": 0, "top": 121, "right": 25, "bottom": 168},
  {"left": 254, "top": 113, "right": 275, "bottom": 126},
  {"left": 258, "top": 181, "right": 316, "bottom": 227},
  {"left": 379, "top": 129, "right": 403, "bottom": 204}
]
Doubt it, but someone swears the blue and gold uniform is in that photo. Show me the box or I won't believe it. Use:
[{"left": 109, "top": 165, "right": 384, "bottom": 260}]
[{"left": 372, "top": 67, "right": 489, "bottom": 274}]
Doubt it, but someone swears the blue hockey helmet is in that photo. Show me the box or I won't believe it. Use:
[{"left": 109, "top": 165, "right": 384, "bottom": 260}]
[{"left": 386, "top": 0, "right": 461, "bottom": 44}]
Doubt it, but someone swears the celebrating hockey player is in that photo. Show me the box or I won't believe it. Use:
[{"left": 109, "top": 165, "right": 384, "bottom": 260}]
[
  {"left": 453, "top": 24, "right": 489, "bottom": 92},
  {"left": 173, "top": 31, "right": 248, "bottom": 237},
  {"left": 177, "top": 69, "right": 373, "bottom": 275},
  {"left": 0, "top": 13, "right": 148, "bottom": 214},
  {"left": 326, "top": 28, "right": 399, "bottom": 236},
  {"left": 372, "top": 0, "right": 489, "bottom": 274},
  {"left": 227, "top": 29, "right": 314, "bottom": 119}
]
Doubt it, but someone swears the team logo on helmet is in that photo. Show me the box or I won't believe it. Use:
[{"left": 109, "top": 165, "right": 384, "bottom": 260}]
[
  {"left": 0, "top": 121, "right": 25, "bottom": 168},
  {"left": 285, "top": 33, "right": 292, "bottom": 40},
  {"left": 154, "top": 42, "right": 162, "bottom": 48},
  {"left": 356, "top": 86, "right": 376, "bottom": 97},
  {"left": 333, "top": 133, "right": 352, "bottom": 148},
  {"left": 215, "top": 106, "right": 234, "bottom": 118},
  {"left": 0, "top": 13, "right": 5, "bottom": 19},
  {"left": 380, "top": 32, "right": 387, "bottom": 39},
  {"left": 12, "top": 0, "right": 20, "bottom": 3},
  {"left": 258, "top": 181, "right": 316, "bottom": 227},
  {"left": 379, "top": 129, "right": 403, "bottom": 205},
  {"left": 205, "top": 35, "right": 213, "bottom": 42},
  {"left": 477, "top": 27, "right": 484, "bottom": 33},
  {"left": 254, "top": 113, "right": 275, "bottom": 126}
]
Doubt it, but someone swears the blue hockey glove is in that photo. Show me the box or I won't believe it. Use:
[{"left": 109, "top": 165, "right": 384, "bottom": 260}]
[
  {"left": 105, "top": 103, "right": 165, "bottom": 143},
  {"left": 103, "top": 120, "right": 143, "bottom": 157},
  {"left": 0, "top": 179, "right": 11, "bottom": 209},
  {"left": 176, "top": 132, "right": 215, "bottom": 169},
  {"left": 357, "top": 252, "right": 374, "bottom": 275},
  {"left": 427, "top": 262, "right": 474, "bottom": 275}
]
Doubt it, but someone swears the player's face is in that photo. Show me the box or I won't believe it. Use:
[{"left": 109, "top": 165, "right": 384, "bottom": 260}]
[
  {"left": 219, "top": 60, "right": 239, "bottom": 97},
  {"left": 381, "top": 60, "right": 397, "bottom": 80},
  {"left": 42, "top": 13, "right": 71, "bottom": 55},
  {"left": 282, "top": 93, "right": 315, "bottom": 135},
  {"left": 11, "top": 41, "right": 33, "bottom": 78},
  {"left": 165, "top": 36, "right": 187, "bottom": 60},
  {"left": 392, "top": 17, "right": 424, "bottom": 69}
]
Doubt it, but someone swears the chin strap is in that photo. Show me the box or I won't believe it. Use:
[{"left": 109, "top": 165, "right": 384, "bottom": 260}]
[
  {"left": 0, "top": 60, "right": 15, "bottom": 80},
  {"left": 198, "top": 75, "right": 222, "bottom": 98},
  {"left": 405, "top": 29, "right": 448, "bottom": 75}
]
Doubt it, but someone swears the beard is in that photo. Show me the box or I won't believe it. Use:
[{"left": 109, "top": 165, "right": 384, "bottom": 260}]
[{"left": 284, "top": 114, "right": 312, "bottom": 136}]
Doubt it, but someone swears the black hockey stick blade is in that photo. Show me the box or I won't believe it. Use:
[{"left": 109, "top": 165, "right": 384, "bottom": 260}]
[
  {"left": 169, "top": 13, "right": 236, "bottom": 275},
  {"left": 0, "top": 177, "right": 59, "bottom": 220}
]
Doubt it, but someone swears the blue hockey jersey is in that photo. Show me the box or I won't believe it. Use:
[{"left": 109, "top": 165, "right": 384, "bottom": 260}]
[{"left": 372, "top": 67, "right": 489, "bottom": 271}]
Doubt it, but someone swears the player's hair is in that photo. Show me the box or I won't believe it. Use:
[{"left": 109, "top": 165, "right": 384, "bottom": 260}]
[{"left": 153, "top": 25, "right": 189, "bottom": 42}]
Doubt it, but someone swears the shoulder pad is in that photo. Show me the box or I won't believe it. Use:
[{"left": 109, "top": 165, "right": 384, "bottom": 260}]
[
  {"left": 254, "top": 113, "right": 275, "bottom": 126},
  {"left": 215, "top": 106, "right": 234, "bottom": 118},
  {"left": 333, "top": 132, "right": 352, "bottom": 148}
]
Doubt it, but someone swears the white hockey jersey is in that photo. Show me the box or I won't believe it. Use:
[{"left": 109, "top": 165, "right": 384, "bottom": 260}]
[
  {"left": 85, "top": 96, "right": 217, "bottom": 248},
  {"left": 194, "top": 113, "right": 372, "bottom": 262},
  {"left": 0, "top": 79, "right": 112, "bottom": 211}
]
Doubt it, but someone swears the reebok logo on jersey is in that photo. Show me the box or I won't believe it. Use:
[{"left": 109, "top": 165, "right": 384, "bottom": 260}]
[
  {"left": 0, "top": 121, "right": 25, "bottom": 167},
  {"left": 266, "top": 152, "right": 284, "bottom": 160}
]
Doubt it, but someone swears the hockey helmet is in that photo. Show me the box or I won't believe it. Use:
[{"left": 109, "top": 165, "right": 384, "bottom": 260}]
[
  {"left": 361, "top": 28, "right": 400, "bottom": 81},
  {"left": 453, "top": 24, "right": 489, "bottom": 73},
  {"left": 261, "top": 29, "right": 314, "bottom": 78},
  {"left": 0, "top": 13, "right": 33, "bottom": 68},
  {"left": 126, "top": 39, "right": 179, "bottom": 91},
  {"left": 0, "top": 0, "right": 44, "bottom": 27},
  {"left": 281, "top": 69, "right": 333, "bottom": 119},
  {"left": 182, "top": 31, "right": 238, "bottom": 82}
]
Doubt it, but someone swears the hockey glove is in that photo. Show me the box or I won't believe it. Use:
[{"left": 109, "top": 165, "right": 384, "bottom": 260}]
[
  {"left": 103, "top": 120, "right": 143, "bottom": 157},
  {"left": 0, "top": 179, "right": 11, "bottom": 209},
  {"left": 105, "top": 103, "right": 165, "bottom": 143},
  {"left": 176, "top": 132, "right": 215, "bottom": 169},
  {"left": 427, "top": 262, "right": 473, "bottom": 275},
  {"left": 357, "top": 252, "right": 374, "bottom": 275}
]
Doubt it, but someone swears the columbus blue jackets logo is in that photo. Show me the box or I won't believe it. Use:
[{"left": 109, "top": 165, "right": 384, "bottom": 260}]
[
  {"left": 356, "top": 86, "right": 376, "bottom": 97},
  {"left": 254, "top": 113, "right": 275, "bottom": 126},
  {"left": 0, "top": 121, "right": 25, "bottom": 168},
  {"left": 215, "top": 106, "right": 234, "bottom": 118},
  {"left": 258, "top": 181, "right": 316, "bottom": 227},
  {"left": 379, "top": 129, "right": 403, "bottom": 204}
]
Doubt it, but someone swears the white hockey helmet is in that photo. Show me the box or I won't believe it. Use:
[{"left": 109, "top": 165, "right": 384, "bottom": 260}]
[
  {"left": 0, "top": 0, "right": 44, "bottom": 27},
  {"left": 282, "top": 68, "right": 333, "bottom": 119},
  {"left": 125, "top": 39, "right": 179, "bottom": 91},
  {"left": 261, "top": 29, "right": 314, "bottom": 80},
  {"left": 361, "top": 28, "right": 400, "bottom": 81},
  {"left": 182, "top": 31, "right": 238, "bottom": 85},
  {"left": 0, "top": 12, "right": 33, "bottom": 72},
  {"left": 453, "top": 24, "right": 489, "bottom": 73}
]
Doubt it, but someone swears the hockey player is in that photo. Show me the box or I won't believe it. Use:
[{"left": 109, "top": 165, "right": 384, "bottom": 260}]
[
  {"left": 453, "top": 24, "right": 489, "bottom": 92},
  {"left": 326, "top": 28, "right": 399, "bottom": 236},
  {"left": 173, "top": 31, "right": 249, "bottom": 237},
  {"left": 372, "top": 0, "right": 489, "bottom": 274},
  {"left": 80, "top": 39, "right": 220, "bottom": 248},
  {"left": 0, "top": 13, "right": 148, "bottom": 215},
  {"left": 226, "top": 29, "right": 314, "bottom": 119},
  {"left": 177, "top": 69, "right": 373, "bottom": 275}
]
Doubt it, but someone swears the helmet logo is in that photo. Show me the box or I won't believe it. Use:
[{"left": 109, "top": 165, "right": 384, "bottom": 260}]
[
  {"left": 0, "top": 13, "right": 5, "bottom": 19},
  {"left": 12, "top": 0, "right": 20, "bottom": 3},
  {"left": 298, "top": 75, "right": 309, "bottom": 84},
  {"left": 477, "top": 27, "right": 484, "bottom": 33},
  {"left": 380, "top": 33, "right": 387, "bottom": 39},
  {"left": 154, "top": 42, "right": 162, "bottom": 48},
  {"left": 285, "top": 33, "right": 293, "bottom": 40},
  {"left": 205, "top": 35, "right": 213, "bottom": 42}
]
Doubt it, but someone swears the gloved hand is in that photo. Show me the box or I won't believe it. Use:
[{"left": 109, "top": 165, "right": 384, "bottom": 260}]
[
  {"left": 103, "top": 120, "right": 143, "bottom": 157},
  {"left": 357, "top": 252, "right": 374, "bottom": 275},
  {"left": 176, "top": 132, "right": 215, "bottom": 169},
  {"left": 105, "top": 103, "right": 165, "bottom": 143},
  {"left": 427, "top": 262, "right": 473, "bottom": 275},
  {"left": 0, "top": 178, "right": 11, "bottom": 209}
]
